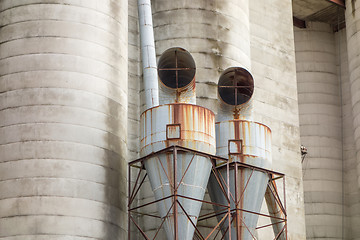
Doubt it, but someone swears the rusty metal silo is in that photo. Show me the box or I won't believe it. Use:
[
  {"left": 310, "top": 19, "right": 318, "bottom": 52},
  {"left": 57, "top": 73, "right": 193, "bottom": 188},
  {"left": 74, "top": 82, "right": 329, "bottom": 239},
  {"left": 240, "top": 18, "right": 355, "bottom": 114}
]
[
  {"left": 208, "top": 67, "right": 272, "bottom": 239},
  {"left": 140, "top": 47, "right": 216, "bottom": 239}
]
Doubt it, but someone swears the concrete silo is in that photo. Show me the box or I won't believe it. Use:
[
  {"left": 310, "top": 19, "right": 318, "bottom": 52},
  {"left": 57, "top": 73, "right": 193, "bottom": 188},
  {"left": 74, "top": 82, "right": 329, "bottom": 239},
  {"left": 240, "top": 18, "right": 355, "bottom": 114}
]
[
  {"left": 0, "top": 0, "right": 311, "bottom": 239},
  {"left": 345, "top": 1, "right": 360, "bottom": 237},
  {"left": 0, "top": 1, "right": 128, "bottom": 239},
  {"left": 140, "top": 0, "right": 307, "bottom": 239},
  {"left": 294, "top": 22, "right": 343, "bottom": 238}
]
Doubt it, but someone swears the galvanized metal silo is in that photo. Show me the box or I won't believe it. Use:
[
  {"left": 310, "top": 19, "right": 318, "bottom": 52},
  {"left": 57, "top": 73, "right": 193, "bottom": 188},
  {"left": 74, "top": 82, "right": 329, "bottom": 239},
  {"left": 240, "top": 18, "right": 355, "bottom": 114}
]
[{"left": 140, "top": 48, "right": 216, "bottom": 239}]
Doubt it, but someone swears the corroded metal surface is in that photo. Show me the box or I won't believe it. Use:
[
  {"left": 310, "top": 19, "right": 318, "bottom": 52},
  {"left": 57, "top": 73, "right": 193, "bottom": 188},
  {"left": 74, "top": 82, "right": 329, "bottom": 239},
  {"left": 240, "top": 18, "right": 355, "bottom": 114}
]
[
  {"left": 140, "top": 103, "right": 215, "bottom": 239},
  {"left": 216, "top": 67, "right": 255, "bottom": 122},
  {"left": 216, "top": 120, "right": 272, "bottom": 167},
  {"left": 158, "top": 48, "right": 196, "bottom": 105},
  {"left": 218, "top": 67, "right": 254, "bottom": 107},
  {"left": 208, "top": 120, "right": 272, "bottom": 240},
  {"left": 141, "top": 103, "right": 215, "bottom": 155}
]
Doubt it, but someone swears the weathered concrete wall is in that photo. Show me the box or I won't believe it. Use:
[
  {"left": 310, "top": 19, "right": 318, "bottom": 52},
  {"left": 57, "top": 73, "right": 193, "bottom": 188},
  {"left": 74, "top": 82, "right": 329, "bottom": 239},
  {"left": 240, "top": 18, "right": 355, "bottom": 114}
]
[
  {"left": 250, "top": 0, "right": 306, "bottom": 239},
  {"left": 335, "top": 28, "right": 354, "bottom": 239},
  {"left": 134, "top": 1, "right": 254, "bottom": 238},
  {"left": 127, "top": 0, "right": 307, "bottom": 238},
  {"left": 128, "top": 1, "right": 141, "bottom": 239},
  {"left": 152, "top": 0, "right": 251, "bottom": 112},
  {"left": 0, "top": 1, "right": 128, "bottom": 239},
  {"left": 133, "top": 0, "right": 306, "bottom": 239},
  {"left": 128, "top": 0, "right": 141, "bottom": 164},
  {"left": 295, "top": 22, "right": 343, "bottom": 239},
  {"left": 345, "top": 1, "right": 360, "bottom": 239}
]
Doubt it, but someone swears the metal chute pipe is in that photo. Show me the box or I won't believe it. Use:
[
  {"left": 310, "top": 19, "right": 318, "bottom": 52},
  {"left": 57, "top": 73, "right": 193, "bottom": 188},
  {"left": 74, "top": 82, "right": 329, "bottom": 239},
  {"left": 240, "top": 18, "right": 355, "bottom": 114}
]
[
  {"left": 158, "top": 47, "right": 196, "bottom": 104},
  {"left": 138, "top": 0, "right": 159, "bottom": 109},
  {"left": 217, "top": 67, "right": 254, "bottom": 121}
]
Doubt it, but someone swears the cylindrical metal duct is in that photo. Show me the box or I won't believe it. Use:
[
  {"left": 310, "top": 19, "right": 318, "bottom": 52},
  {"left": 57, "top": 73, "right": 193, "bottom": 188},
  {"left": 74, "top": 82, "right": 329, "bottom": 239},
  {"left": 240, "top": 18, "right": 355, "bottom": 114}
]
[
  {"left": 294, "top": 22, "right": 343, "bottom": 239},
  {"left": 217, "top": 67, "right": 254, "bottom": 121},
  {"left": 138, "top": 0, "right": 159, "bottom": 109},
  {"left": 0, "top": 1, "right": 127, "bottom": 239},
  {"left": 158, "top": 47, "right": 196, "bottom": 104},
  {"left": 140, "top": 104, "right": 215, "bottom": 239}
]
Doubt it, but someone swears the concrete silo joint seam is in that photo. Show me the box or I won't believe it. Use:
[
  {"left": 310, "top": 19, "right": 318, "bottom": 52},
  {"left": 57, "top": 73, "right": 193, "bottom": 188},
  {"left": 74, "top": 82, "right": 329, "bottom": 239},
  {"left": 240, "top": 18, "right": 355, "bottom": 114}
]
[{"left": 0, "top": 3, "right": 126, "bottom": 25}]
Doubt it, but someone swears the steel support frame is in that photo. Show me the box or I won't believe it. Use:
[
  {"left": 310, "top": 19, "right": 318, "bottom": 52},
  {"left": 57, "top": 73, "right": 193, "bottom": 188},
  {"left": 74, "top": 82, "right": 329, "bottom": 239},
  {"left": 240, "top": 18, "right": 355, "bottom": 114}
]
[
  {"left": 128, "top": 145, "right": 231, "bottom": 240},
  {"left": 216, "top": 161, "right": 288, "bottom": 240},
  {"left": 128, "top": 145, "right": 287, "bottom": 240}
]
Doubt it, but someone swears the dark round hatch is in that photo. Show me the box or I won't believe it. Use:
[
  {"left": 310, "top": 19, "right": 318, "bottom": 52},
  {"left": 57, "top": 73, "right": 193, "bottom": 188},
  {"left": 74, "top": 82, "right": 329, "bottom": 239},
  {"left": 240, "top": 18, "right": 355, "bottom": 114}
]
[
  {"left": 158, "top": 47, "right": 196, "bottom": 89},
  {"left": 218, "top": 67, "right": 254, "bottom": 106}
]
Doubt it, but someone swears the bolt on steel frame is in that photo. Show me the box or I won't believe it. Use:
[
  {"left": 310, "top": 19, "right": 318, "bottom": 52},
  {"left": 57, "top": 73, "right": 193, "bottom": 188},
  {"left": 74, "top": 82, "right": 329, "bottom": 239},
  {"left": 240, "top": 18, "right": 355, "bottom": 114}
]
[{"left": 128, "top": 145, "right": 287, "bottom": 240}]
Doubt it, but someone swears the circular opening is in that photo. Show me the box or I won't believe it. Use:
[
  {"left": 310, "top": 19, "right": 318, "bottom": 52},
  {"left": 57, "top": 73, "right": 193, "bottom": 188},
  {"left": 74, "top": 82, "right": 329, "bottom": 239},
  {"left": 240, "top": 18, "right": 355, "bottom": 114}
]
[
  {"left": 218, "top": 67, "right": 254, "bottom": 106},
  {"left": 158, "top": 47, "right": 196, "bottom": 89}
]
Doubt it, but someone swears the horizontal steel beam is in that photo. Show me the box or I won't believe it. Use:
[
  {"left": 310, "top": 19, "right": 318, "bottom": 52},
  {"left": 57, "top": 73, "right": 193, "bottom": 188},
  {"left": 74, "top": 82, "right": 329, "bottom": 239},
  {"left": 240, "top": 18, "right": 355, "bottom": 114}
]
[{"left": 326, "top": 0, "right": 345, "bottom": 8}]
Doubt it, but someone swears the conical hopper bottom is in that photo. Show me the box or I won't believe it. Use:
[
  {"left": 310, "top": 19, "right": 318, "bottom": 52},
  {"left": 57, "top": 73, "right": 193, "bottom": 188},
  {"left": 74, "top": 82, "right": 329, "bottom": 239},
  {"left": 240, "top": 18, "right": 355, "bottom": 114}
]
[
  {"left": 208, "top": 165, "right": 269, "bottom": 240},
  {"left": 145, "top": 151, "right": 212, "bottom": 240}
]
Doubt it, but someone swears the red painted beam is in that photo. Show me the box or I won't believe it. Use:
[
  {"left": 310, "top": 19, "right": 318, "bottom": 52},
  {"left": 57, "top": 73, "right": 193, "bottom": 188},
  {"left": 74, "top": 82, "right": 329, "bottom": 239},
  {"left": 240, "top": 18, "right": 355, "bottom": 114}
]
[
  {"left": 326, "top": 0, "right": 345, "bottom": 8},
  {"left": 293, "top": 16, "right": 306, "bottom": 28}
]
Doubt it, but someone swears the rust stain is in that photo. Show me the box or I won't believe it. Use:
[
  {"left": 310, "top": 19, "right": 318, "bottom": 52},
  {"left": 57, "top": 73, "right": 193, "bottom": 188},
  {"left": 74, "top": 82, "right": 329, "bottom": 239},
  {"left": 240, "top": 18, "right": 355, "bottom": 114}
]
[
  {"left": 166, "top": 103, "right": 215, "bottom": 149},
  {"left": 233, "top": 107, "right": 240, "bottom": 119},
  {"left": 176, "top": 76, "right": 196, "bottom": 103},
  {"left": 141, "top": 103, "right": 216, "bottom": 156}
]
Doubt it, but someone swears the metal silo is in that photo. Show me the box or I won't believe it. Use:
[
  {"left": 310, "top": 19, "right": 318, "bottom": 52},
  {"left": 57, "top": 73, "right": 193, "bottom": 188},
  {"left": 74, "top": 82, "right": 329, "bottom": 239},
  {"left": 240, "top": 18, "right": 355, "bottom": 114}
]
[
  {"left": 140, "top": 47, "right": 216, "bottom": 239},
  {"left": 208, "top": 67, "right": 272, "bottom": 239}
]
